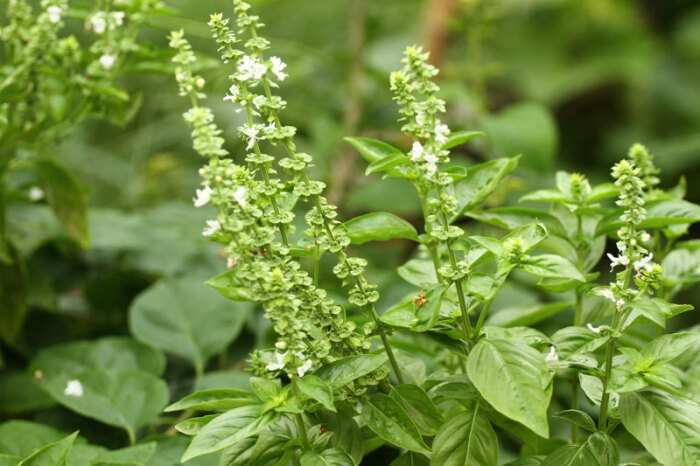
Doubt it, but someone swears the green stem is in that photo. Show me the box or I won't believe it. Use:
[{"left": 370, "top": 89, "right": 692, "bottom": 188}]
[{"left": 291, "top": 379, "right": 311, "bottom": 450}]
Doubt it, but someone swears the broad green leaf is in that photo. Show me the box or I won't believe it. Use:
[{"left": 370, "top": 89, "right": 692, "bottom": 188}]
[
  {"left": 33, "top": 157, "right": 89, "bottom": 247},
  {"left": 626, "top": 298, "right": 668, "bottom": 328},
  {"left": 165, "top": 389, "right": 260, "bottom": 412},
  {"left": 0, "top": 421, "right": 78, "bottom": 458},
  {"left": 587, "top": 183, "right": 620, "bottom": 203},
  {"left": 300, "top": 448, "right": 355, "bottom": 466},
  {"left": 542, "top": 432, "right": 618, "bottom": 466},
  {"left": 414, "top": 285, "right": 449, "bottom": 332},
  {"left": 381, "top": 301, "right": 419, "bottom": 329},
  {"left": 519, "top": 254, "right": 585, "bottom": 282},
  {"left": 129, "top": 277, "right": 251, "bottom": 374},
  {"left": 89, "top": 443, "right": 156, "bottom": 465},
  {"left": 579, "top": 375, "right": 617, "bottom": 408},
  {"left": 662, "top": 243, "right": 700, "bottom": 288},
  {"left": 431, "top": 405, "right": 498, "bottom": 466},
  {"left": 552, "top": 410, "right": 596, "bottom": 433},
  {"left": 450, "top": 157, "right": 520, "bottom": 219},
  {"left": 487, "top": 302, "right": 572, "bottom": 328},
  {"left": 360, "top": 394, "right": 430, "bottom": 454},
  {"left": 484, "top": 102, "right": 557, "bottom": 172},
  {"left": 29, "top": 337, "right": 164, "bottom": 377},
  {"left": 182, "top": 405, "right": 277, "bottom": 461},
  {"left": 365, "top": 153, "right": 410, "bottom": 175},
  {"left": 219, "top": 433, "right": 281, "bottom": 466},
  {"left": 441, "top": 130, "right": 485, "bottom": 150},
  {"left": 0, "top": 371, "right": 55, "bottom": 415},
  {"left": 481, "top": 327, "right": 550, "bottom": 347},
  {"left": 296, "top": 375, "right": 336, "bottom": 412},
  {"left": 344, "top": 137, "right": 403, "bottom": 164},
  {"left": 467, "top": 339, "right": 552, "bottom": 437},
  {"left": 249, "top": 377, "right": 281, "bottom": 402},
  {"left": 205, "top": 269, "right": 254, "bottom": 302},
  {"left": 175, "top": 414, "right": 220, "bottom": 436},
  {"left": 0, "top": 247, "right": 28, "bottom": 344},
  {"left": 20, "top": 432, "right": 78, "bottom": 466},
  {"left": 194, "top": 370, "right": 250, "bottom": 392},
  {"left": 469, "top": 237, "right": 503, "bottom": 257},
  {"left": 315, "top": 354, "right": 388, "bottom": 390},
  {"left": 597, "top": 199, "right": 700, "bottom": 235},
  {"left": 390, "top": 384, "right": 443, "bottom": 435},
  {"left": 316, "top": 410, "right": 364, "bottom": 465},
  {"left": 37, "top": 368, "right": 168, "bottom": 440},
  {"left": 466, "top": 208, "right": 566, "bottom": 238},
  {"left": 551, "top": 327, "right": 609, "bottom": 360},
  {"left": 619, "top": 388, "right": 700, "bottom": 466},
  {"left": 397, "top": 259, "right": 438, "bottom": 287},
  {"left": 502, "top": 223, "right": 548, "bottom": 253},
  {"left": 0, "top": 454, "right": 22, "bottom": 466},
  {"left": 519, "top": 189, "right": 570, "bottom": 203},
  {"left": 391, "top": 452, "right": 430, "bottom": 466},
  {"left": 641, "top": 332, "right": 700, "bottom": 364},
  {"left": 344, "top": 212, "right": 418, "bottom": 244}
]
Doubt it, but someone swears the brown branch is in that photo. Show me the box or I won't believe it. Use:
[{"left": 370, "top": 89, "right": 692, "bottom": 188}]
[{"left": 421, "top": 0, "right": 457, "bottom": 66}]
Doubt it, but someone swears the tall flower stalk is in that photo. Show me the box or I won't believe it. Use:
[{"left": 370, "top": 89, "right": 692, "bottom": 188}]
[{"left": 207, "top": 1, "right": 405, "bottom": 383}]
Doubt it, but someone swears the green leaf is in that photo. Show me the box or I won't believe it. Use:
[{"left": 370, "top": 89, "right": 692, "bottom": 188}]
[
  {"left": 414, "top": 285, "right": 449, "bottom": 332},
  {"left": 450, "top": 157, "right": 520, "bottom": 219},
  {"left": 467, "top": 339, "right": 552, "bottom": 438},
  {"left": 597, "top": 199, "right": 700, "bottom": 235},
  {"left": 586, "top": 183, "right": 620, "bottom": 203},
  {"left": 89, "top": 442, "right": 156, "bottom": 465},
  {"left": 641, "top": 332, "right": 700, "bottom": 364},
  {"left": 365, "top": 153, "right": 410, "bottom": 175},
  {"left": 129, "top": 277, "right": 251, "bottom": 374},
  {"left": 0, "top": 454, "right": 22, "bottom": 466},
  {"left": 519, "top": 189, "right": 570, "bottom": 203},
  {"left": 181, "top": 405, "right": 277, "bottom": 461},
  {"left": 300, "top": 448, "right": 355, "bottom": 466},
  {"left": 551, "top": 327, "right": 609, "bottom": 360},
  {"left": 315, "top": 354, "right": 388, "bottom": 390},
  {"left": 29, "top": 337, "right": 164, "bottom": 377},
  {"left": 37, "top": 369, "right": 168, "bottom": 441},
  {"left": 619, "top": 388, "right": 700, "bottom": 466},
  {"left": 0, "top": 247, "right": 28, "bottom": 345},
  {"left": 466, "top": 208, "right": 566, "bottom": 238},
  {"left": 360, "top": 394, "right": 430, "bottom": 454},
  {"left": 316, "top": 410, "right": 364, "bottom": 465},
  {"left": 519, "top": 254, "right": 585, "bottom": 282},
  {"left": 542, "top": 432, "right": 618, "bottom": 466},
  {"left": 205, "top": 269, "right": 255, "bottom": 302},
  {"left": 344, "top": 137, "right": 404, "bottom": 164},
  {"left": 626, "top": 298, "right": 668, "bottom": 328},
  {"left": 503, "top": 223, "right": 548, "bottom": 253},
  {"left": 389, "top": 384, "right": 443, "bottom": 435},
  {"left": 175, "top": 414, "right": 219, "bottom": 436},
  {"left": 0, "top": 421, "right": 78, "bottom": 458},
  {"left": 662, "top": 244, "right": 700, "bottom": 288},
  {"left": 165, "top": 389, "right": 259, "bottom": 412},
  {"left": 0, "top": 371, "right": 55, "bottom": 414},
  {"left": 487, "top": 302, "right": 572, "bottom": 328},
  {"left": 552, "top": 410, "right": 596, "bottom": 433},
  {"left": 20, "top": 432, "right": 78, "bottom": 466},
  {"left": 344, "top": 212, "right": 418, "bottom": 244},
  {"left": 397, "top": 259, "right": 438, "bottom": 287},
  {"left": 431, "top": 404, "right": 498, "bottom": 466},
  {"left": 441, "top": 130, "right": 485, "bottom": 150},
  {"left": 391, "top": 452, "right": 430, "bottom": 466},
  {"left": 296, "top": 375, "right": 336, "bottom": 412},
  {"left": 33, "top": 157, "right": 89, "bottom": 247},
  {"left": 484, "top": 101, "right": 557, "bottom": 172}
]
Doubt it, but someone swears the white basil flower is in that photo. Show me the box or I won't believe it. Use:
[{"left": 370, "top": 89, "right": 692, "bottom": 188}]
[
  {"left": 233, "top": 186, "right": 247, "bottom": 208},
  {"left": 193, "top": 186, "right": 212, "bottom": 207},
  {"left": 47, "top": 5, "right": 62, "bottom": 23},
  {"left": 423, "top": 152, "right": 439, "bottom": 173},
  {"left": 202, "top": 220, "right": 221, "bottom": 236},
  {"left": 252, "top": 95, "right": 266, "bottom": 109},
  {"left": 615, "top": 298, "right": 625, "bottom": 310},
  {"left": 641, "top": 232, "right": 651, "bottom": 242},
  {"left": 237, "top": 55, "right": 266, "bottom": 81},
  {"left": 223, "top": 84, "right": 240, "bottom": 102},
  {"left": 99, "top": 54, "right": 116, "bottom": 70},
  {"left": 600, "top": 288, "right": 615, "bottom": 302},
  {"left": 269, "top": 56, "right": 287, "bottom": 81},
  {"left": 64, "top": 379, "right": 83, "bottom": 397},
  {"left": 409, "top": 141, "right": 423, "bottom": 162},
  {"left": 545, "top": 346, "right": 558, "bottom": 362},
  {"left": 434, "top": 123, "right": 450, "bottom": 145},
  {"left": 634, "top": 253, "right": 653, "bottom": 273},
  {"left": 28, "top": 186, "right": 44, "bottom": 201},
  {"left": 90, "top": 14, "right": 107, "bottom": 34},
  {"left": 297, "top": 359, "right": 313, "bottom": 377},
  {"left": 587, "top": 323, "right": 601, "bottom": 334},
  {"left": 240, "top": 124, "right": 260, "bottom": 150},
  {"left": 606, "top": 253, "right": 629, "bottom": 271},
  {"left": 112, "top": 11, "right": 125, "bottom": 26},
  {"left": 266, "top": 351, "right": 288, "bottom": 371}
]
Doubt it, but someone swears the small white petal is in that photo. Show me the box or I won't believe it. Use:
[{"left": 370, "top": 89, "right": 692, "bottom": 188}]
[
  {"left": 202, "top": 220, "right": 221, "bottom": 236},
  {"left": 193, "top": 186, "right": 212, "bottom": 207},
  {"left": 64, "top": 379, "right": 83, "bottom": 397},
  {"left": 587, "top": 323, "right": 601, "bottom": 334}
]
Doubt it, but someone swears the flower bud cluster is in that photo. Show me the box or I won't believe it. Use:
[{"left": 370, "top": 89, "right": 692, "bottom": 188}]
[
  {"left": 170, "top": 23, "right": 376, "bottom": 389},
  {"left": 1, "top": 0, "right": 163, "bottom": 149}
]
